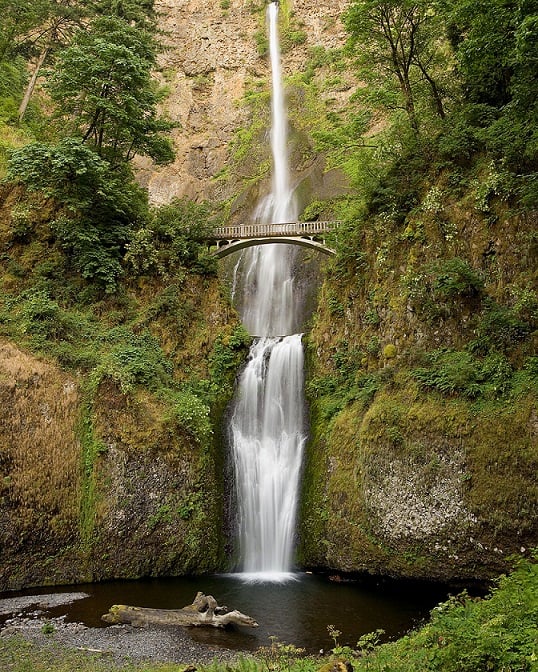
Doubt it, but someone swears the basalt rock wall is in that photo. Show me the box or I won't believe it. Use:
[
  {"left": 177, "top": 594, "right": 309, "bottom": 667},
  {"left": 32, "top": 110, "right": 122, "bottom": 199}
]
[{"left": 136, "top": 0, "right": 350, "bottom": 209}]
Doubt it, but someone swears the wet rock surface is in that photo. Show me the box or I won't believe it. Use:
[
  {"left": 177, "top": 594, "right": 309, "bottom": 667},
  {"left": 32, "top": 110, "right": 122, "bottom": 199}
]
[{"left": 0, "top": 592, "right": 89, "bottom": 616}]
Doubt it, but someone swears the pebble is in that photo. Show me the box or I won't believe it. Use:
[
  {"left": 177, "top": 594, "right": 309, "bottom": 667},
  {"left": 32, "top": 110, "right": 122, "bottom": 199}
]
[{"left": 0, "top": 597, "right": 248, "bottom": 665}]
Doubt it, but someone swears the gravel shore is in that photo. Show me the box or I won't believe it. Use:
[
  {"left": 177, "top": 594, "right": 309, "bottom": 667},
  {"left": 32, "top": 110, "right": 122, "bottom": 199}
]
[{"left": 0, "top": 593, "right": 249, "bottom": 666}]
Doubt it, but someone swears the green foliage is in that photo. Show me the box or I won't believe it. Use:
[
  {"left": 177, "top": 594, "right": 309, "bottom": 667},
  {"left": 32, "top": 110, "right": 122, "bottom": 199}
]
[
  {"left": 470, "top": 302, "right": 532, "bottom": 355},
  {"left": 91, "top": 330, "right": 173, "bottom": 394},
  {"left": 327, "top": 292, "right": 345, "bottom": 317},
  {"left": 45, "top": 15, "right": 174, "bottom": 166},
  {"left": 181, "top": 324, "right": 250, "bottom": 420},
  {"left": 7, "top": 138, "right": 110, "bottom": 209},
  {"left": 446, "top": 1, "right": 538, "bottom": 175},
  {"left": 166, "top": 390, "right": 213, "bottom": 445},
  {"left": 208, "top": 325, "right": 251, "bottom": 394},
  {"left": 404, "top": 258, "right": 484, "bottom": 321},
  {"left": 0, "top": 0, "right": 49, "bottom": 61},
  {"left": 52, "top": 216, "right": 127, "bottom": 293},
  {"left": 281, "top": 28, "right": 307, "bottom": 52},
  {"left": 125, "top": 198, "right": 217, "bottom": 277},
  {"left": 285, "top": 556, "right": 538, "bottom": 672},
  {"left": 256, "top": 637, "right": 310, "bottom": 672},
  {"left": 307, "top": 367, "right": 384, "bottom": 423},
  {"left": 344, "top": 0, "right": 449, "bottom": 132},
  {"left": 413, "top": 349, "right": 515, "bottom": 399},
  {"left": 359, "top": 556, "right": 538, "bottom": 672},
  {"left": 79, "top": 391, "right": 108, "bottom": 547},
  {"left": 88, "top": 0, "right": 157, "bottom": 29},
  {"left": 146, "top": 491, "right": 204, "bottom": 530},
  {"left": 0, "top": 59, "right": 28, "bottom": 124},
  {"left": 6, "top": 138, "right": 149, "bottom": 291},
  {"left": 254, "top": 29, "right": 269, "bottom": 56},
  {"left": 431, "top": 258, "right": 484, "bottom": 299},
  {"left": 40, "top": 622, "right": 55, "bottom": 635},
  {"left": 366, "top": 335, "right": 380, "bottom": 356},
  {"left": 0, "top": 287, "right": 95, "bottom": 347}
]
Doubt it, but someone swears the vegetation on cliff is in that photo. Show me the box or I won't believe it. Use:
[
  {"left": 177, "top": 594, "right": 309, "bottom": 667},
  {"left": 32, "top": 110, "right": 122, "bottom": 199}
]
[
  {"left": 0, "top": 0, "right": 536, "bottom": 587},
  {"left": 0, "top": 0, "right": 249, "bottom": 587},
  {"left": 289, "top": 0, "right": 537, "bottom": 579}
]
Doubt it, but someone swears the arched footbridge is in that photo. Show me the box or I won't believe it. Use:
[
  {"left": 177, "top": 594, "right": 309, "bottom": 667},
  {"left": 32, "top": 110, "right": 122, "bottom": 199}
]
[{"left": 209, "top": 221, "right": 340, "bottom": 258}]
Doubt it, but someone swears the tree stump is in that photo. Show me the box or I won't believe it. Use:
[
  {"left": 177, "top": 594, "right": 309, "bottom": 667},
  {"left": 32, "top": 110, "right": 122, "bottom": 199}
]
[{"left": 102, "top": 592, "right": 258, "bottom": 629}]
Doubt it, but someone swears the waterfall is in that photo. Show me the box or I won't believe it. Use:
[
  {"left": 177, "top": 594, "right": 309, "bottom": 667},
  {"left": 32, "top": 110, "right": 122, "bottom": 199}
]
[{"left": 229, "top": 1, "right": 306, "bottom": 580}]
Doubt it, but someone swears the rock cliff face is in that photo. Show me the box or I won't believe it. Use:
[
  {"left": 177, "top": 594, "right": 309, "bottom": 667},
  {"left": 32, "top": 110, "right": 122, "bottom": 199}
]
[
  {"left": 136, "top": 0, "right": 350, "bottom": 207},
  {"left": 2, "top": 1, "right": 536, "bottom": 590},
  {"left": 0, "top": 272, "right": 238, "bottom": 590},
  {"left": 299, "top": 203, "right": 538, "bottom": 581},
  {"left": 0, "top": 342, "right": 82, "bottom": 588}
]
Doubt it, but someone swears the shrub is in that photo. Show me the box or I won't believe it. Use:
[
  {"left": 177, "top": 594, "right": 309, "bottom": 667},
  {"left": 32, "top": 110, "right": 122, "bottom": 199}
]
[
  {"left": 91, "top": 331, "right": 173, "bottom": 393},
  {"left": 431, "top": 257, "right": 484, "bottom": 299},
  {"left": 167, "top": 390, "right": 213, "bottom": 445},
  {"left": 470, "top": 301, "right": 531, "bottom": 354},
  {"left": 7, "top": 138, "right": 149, "bottom": 292},
  {"left": 366, "top": 335, "right": 380, "bottom": 356},
  {"left": 413, "top": 349, "right": 514, "bottom": 399},
  {"left": 0, "top": 288, "right": 94, "bottom": 345},
  {"left": 125, "top": 198, "right": 217, "bottom": 277},
  {"left": 18, "top": 289, "right": 62, "bottom": 338},
  {"left": 209, "top": 326, "right": 250, "bottom": 380},
  {"left": 51, "top": 216, "right": 126, "bottom": 293},
  {"left": 353, "top": 556, "right": 538, "bottom": 672},
  {"left": 404, "top": 258, "right": 484, "bottom": 321}
]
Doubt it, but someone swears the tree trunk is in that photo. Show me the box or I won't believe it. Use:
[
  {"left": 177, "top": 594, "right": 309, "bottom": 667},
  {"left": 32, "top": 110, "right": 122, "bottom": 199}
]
[
  {"left": 101, "top": 592, "right": 259, "bottom": 629},
  {"left": 18, "top": 47, "right": 50, "bottom": 123},
  {"left": 416, "top": 60, "right": 446, "bottom": 119}
]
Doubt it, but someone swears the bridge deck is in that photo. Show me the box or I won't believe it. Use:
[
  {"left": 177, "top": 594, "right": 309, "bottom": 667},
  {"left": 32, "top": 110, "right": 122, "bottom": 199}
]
[{"left": 212, "top": 220, "right": 339, "bottom": 240}]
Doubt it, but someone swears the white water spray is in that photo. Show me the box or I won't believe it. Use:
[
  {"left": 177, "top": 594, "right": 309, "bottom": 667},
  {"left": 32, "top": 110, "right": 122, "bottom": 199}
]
[{"left": 230, "top": 2, "right": 306, "bottom": 580}]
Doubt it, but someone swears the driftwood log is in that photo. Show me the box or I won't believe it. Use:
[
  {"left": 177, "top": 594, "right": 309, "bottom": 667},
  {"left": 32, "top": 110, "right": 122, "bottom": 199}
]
[{"left": 102, "top": 591, "right": 258, "bottom": 629}]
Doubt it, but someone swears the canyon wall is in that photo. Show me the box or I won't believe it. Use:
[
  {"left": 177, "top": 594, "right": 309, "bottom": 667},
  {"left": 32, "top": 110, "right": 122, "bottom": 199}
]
[{"left": 136, "top": 0, "right": 351, "bottom": 210}]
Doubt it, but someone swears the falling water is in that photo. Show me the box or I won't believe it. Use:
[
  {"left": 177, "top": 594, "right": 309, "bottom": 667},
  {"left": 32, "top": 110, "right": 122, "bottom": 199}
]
[{"left": 229, "top": 1, "right": 306, "bottom": 580}]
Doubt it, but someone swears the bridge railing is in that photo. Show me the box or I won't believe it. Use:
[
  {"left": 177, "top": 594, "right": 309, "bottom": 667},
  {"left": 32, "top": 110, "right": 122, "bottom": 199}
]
[{"left": 212, "top": 220, "right": 340, "bottom": 240}]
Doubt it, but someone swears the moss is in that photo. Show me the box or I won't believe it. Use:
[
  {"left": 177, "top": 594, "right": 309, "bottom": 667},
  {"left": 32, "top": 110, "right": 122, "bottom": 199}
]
[
  {"left": 301, "top": 365, "right": 538, "bottom": 579},
  {"left": 0, "top": 235, "right": 244, "bottom": 587},
  {"left": 383, "top": 343, "right": 397, "bottom": 359}
]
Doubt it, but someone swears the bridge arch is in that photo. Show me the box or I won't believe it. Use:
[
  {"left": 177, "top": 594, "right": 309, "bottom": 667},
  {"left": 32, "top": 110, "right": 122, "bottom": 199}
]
[
  {"left": 208, "top": 220, "right": 340, "bottom": 258},
  {"left": 211, "top": 236, "right": 335, "bottom": 259}
]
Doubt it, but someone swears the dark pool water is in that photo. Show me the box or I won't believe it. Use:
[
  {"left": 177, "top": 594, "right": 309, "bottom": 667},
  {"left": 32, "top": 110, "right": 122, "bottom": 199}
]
[{"left": 1, "top": 572, "right": 461, "bottom": 652}]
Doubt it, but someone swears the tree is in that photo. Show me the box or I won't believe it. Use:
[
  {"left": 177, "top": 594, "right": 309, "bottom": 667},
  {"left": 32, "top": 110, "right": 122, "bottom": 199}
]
[
  {"left": 0, "top": 0, "right": 88, "bottom": 122},
  {"left": 0, "top": 0, "right": 49, "bottom": 62},
  {"left": 45, "top": 15, "right": 174, "bottom": 166},
  {"left": 343, "top": 0, "right": 448, "bottom": 132},
  {"left": 7, "top": 137, "right": 149, "bottom": 291},
  {"left": 88, "top": 0, "right": 157, "bottom": 29},
  {"left": 16, "top": 0, "right": 89, "bottom": 122},
  {"left": 447, "top": 0, "right": 538, "bottom": 172}
]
